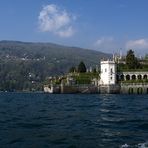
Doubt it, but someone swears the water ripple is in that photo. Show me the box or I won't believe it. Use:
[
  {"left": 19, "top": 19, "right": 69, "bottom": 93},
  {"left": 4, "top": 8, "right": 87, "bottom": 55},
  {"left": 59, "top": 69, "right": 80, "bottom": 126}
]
[{"left": 0, "top": 93, "right": 147, "bottom": 148}]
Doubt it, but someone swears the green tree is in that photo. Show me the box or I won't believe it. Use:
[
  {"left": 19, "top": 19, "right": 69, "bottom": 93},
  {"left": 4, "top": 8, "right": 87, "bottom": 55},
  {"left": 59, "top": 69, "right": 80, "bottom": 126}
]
[
  {"left": 78, "top": 61, "right": 86, "bottom": 73},
  {"left": 69, "top": 66, "right": 76, "bottom": 73},
  {"left": 125, "top": 49, "right": 141, "bottom": 69},
  {"left": 92, "top": 68, "right": 97, "bottom": 73}
]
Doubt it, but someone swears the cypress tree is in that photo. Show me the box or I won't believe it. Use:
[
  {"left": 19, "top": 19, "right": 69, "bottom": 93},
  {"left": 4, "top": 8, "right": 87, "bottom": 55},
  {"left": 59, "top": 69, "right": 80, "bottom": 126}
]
[
  {"left": 126, "top": 49, "right": 141, "bottom": 69},
  {"left": 78, "top": 61, "right": 86, "bottom": 73}
]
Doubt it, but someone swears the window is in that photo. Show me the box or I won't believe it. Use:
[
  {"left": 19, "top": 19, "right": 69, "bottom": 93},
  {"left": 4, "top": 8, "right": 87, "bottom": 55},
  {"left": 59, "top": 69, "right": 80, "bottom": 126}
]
[
  {"left": 111, "top": 68, "right": 113, "bottom": 73},
  {"left": 110, "top": 77, "right": 112, "bottom": 80},
  {"left": 105, "top": 68, "right": 107, "bottom": 72}
]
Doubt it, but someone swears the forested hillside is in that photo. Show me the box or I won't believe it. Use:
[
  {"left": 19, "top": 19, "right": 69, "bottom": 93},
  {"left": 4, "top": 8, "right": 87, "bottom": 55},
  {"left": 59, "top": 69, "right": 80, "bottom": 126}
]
[{"left": 0, "top": 40, "right": 111, "bottom": 91}]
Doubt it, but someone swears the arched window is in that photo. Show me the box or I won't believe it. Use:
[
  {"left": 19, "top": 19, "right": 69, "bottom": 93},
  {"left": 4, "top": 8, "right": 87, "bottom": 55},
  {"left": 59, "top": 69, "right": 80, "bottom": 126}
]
[
  {"left": 120, "top": 75, "right": 124, "bottom": 81},
  {"left": 126, "top": 75, "right": 130, "bottom": 80},
  {"left": 137, "top": 88, "right": 143, "bottom": 94},
  {"left": 132, "top": 75, "right": 136, "bottom": 80},
  {"left": 137, "top": 75, "right": 142, "bottom": 80},
  {"left": 143, "top": 75, "right": 147, "bottom": 80},
  {"left": 128, "top": 88, "right": 133, "bottom": 94}
]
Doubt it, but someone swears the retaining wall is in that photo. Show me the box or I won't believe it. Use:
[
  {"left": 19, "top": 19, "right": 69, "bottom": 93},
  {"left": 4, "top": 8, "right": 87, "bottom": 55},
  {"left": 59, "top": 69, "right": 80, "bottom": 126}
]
[{"left": 121, "top": 83, "right": 148, "bottom": 94}]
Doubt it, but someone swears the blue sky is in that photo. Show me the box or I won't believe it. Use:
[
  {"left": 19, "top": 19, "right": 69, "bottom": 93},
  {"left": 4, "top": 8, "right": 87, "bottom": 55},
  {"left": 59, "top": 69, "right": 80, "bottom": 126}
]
[{"left": 0, "top": 0, "right": 148, "bottom": 55}]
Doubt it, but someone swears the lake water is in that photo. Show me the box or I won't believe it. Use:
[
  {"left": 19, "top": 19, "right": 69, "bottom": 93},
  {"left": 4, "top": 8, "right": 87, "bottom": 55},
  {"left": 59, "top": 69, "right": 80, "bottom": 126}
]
[{"left": 0, "top": 93, "right": 148, "bottom": 148}]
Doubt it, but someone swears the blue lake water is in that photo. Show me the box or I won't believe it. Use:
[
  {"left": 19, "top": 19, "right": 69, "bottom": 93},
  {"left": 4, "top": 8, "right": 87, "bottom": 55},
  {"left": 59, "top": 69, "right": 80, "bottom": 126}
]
[{"left": 0, "top": 93, "right": 148, "bottom": 148}]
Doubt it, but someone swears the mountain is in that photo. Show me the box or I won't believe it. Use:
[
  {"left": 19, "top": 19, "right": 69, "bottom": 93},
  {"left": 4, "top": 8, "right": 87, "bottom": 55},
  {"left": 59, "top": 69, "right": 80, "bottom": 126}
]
[
  {"left": 0, "top": 40, "right": 111, "bottom": 91},
  {"left": 0, "top": 40, "right": 111, "bottom": 74}
]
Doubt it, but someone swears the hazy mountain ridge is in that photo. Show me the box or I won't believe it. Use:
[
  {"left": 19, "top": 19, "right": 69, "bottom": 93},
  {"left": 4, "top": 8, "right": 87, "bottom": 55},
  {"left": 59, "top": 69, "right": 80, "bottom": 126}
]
[{"left": 0, "top": 40, "right": 111, "bottom": 72}]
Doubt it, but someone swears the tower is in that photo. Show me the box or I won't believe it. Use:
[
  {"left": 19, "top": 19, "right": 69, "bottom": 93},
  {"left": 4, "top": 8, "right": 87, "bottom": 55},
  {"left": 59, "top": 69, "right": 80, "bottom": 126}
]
[{"left": 100, "top": 60, "right": 116, "bottom": 85}]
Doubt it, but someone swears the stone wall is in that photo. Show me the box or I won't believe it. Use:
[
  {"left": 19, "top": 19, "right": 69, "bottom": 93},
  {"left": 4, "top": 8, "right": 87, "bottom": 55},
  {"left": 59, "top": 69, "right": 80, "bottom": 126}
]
[
  {"left": 60, "top": 84, "right": 98, "bottom": 94},
  {"left": 121, "top": 83, "right": 148, "bottom": 94},
  {"left": 99, "top": 84, "right": 120, "bottom": 94},
  {"left": 44, "top": 83, "right": 148, "bottom": 94}
]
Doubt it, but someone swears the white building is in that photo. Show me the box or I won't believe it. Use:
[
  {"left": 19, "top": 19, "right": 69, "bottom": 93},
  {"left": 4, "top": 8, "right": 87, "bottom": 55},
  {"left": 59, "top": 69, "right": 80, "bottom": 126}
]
[{"left": 100, "top": 60, "right": 116, "bottom": 85}]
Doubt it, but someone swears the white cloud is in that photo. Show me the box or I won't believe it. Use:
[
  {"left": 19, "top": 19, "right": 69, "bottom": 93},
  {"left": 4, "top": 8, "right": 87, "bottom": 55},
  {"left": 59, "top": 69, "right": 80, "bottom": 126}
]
[
  {"left": 93, "top": 37, "right": 118, "bottom": 53},
  {"left": 93, "top": 37, "right": 148, "bottom": 55},
  {"left": 55, "top": 26, "right": 74, "bottom": 37},
  {"left": 126, "top": 38, "right": 148, "bottom": 49},
  {"left": 38, "top": 4, "right": 76, "bottom": 37},
  {"left": 94, "top": 37, "right": 114, "bottom": 46}
]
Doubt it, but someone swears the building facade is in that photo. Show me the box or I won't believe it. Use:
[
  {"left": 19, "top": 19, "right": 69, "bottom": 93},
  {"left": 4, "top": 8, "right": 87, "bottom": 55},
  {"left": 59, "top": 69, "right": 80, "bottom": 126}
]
[
  {"left": 99, "top": 59, "right": 148, "bottom": 94},
  {"left": 100, "top": 60, "right": 116, "bottom": 85}
]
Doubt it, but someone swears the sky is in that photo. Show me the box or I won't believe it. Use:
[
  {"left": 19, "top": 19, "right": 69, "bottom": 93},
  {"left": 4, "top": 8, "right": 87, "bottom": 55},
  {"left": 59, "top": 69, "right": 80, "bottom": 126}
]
[{"left": 0, "top": 0, "right": 148, "bottom": 56}]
